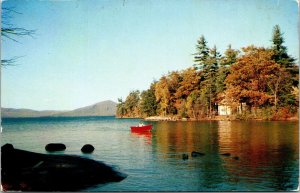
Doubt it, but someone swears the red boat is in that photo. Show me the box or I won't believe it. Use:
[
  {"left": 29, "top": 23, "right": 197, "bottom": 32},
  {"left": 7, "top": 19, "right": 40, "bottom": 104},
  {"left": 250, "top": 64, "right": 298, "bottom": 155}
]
[{"left": 130, "top": 124, "right": 152, "bottom": 132}]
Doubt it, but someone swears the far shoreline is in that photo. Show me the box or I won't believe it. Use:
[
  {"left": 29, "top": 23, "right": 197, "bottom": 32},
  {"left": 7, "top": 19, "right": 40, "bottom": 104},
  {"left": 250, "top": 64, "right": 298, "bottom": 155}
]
[
  {"left": 1, "top": 115, "right": 298, "bottom": 122},
  {"left": 117, "top": 115, "right": 299, "bottom": 122}
]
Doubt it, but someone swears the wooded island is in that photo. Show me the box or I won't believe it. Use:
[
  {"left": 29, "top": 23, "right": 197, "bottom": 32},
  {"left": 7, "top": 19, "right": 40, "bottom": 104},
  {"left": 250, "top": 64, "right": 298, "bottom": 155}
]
[{"left": 117, "top": 25, "right": 299, "bottom": 121}]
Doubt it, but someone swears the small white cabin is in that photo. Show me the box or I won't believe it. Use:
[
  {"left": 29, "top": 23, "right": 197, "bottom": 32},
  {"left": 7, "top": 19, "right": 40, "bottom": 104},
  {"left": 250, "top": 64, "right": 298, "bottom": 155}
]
[{"left": 218, "top": 105, "right": 232, "bottom": 115}]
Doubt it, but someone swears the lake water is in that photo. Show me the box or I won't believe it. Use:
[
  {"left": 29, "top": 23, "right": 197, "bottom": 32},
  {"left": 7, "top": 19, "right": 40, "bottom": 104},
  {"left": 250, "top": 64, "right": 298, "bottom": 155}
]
[{"left": 1, "top": 117, "right": 299, "bottom": 191}]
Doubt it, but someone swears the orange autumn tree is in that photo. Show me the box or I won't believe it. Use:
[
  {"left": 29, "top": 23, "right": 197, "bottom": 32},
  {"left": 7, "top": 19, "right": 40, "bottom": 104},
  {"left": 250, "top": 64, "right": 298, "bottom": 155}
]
[
  {"left": 174, "top": 68, "right": 200, "bottom": 118},
  {"left": 155, "top": 75, "right": 171, "bottom": 116},
  {"left": 155, "top": 69, "right": 200, "bottom": 117},
  {"left": 225, "top": 46, "right": 289, "bottom": 112}
]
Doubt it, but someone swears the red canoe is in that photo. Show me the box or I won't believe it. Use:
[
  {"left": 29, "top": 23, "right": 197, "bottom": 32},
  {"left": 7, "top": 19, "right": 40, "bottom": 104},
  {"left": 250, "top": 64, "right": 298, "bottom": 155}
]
[{"left": 130, "top": 124, "right": 152, "bottom": 132}]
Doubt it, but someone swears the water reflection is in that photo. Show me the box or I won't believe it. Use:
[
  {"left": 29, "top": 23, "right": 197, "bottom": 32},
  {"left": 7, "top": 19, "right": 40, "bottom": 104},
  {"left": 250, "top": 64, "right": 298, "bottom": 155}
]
[
  {"left": 130, "top": 130, "right": 152, "bottom": 144},
  {"left": 218, "top": 121, "right": 299, "bottom": 191},
  {"left": 151, "top": 121, "right": 299, "bottom": 191}
]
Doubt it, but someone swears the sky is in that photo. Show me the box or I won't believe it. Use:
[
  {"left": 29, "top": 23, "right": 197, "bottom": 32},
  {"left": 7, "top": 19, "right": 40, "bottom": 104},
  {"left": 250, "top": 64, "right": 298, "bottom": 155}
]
[{"left": 1, "top": 0, "right": 299, "bottom": 111}]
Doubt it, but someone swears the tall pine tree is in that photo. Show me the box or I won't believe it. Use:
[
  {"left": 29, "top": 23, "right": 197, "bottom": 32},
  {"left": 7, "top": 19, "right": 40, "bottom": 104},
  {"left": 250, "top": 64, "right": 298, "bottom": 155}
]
[
  {"left": 271, "top": 25, "right": 298, "bottom": 86},
  {"left": 194, "top": 35, "right": 209, "bottom": 70},
  {"left": 194, "top": 38, "right": 221, "bottom": 117},
  {"left": 216, "top": 45, "right": 239, "bottom": 94}
]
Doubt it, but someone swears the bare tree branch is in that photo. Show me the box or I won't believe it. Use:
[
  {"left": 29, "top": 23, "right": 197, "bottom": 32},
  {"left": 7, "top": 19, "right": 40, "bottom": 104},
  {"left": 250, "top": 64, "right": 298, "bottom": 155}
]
[
  {"left": 1, "top": 56, "right": 23, "bottom": 67},
  {"left": 1, "top": 7, "right": 35, "bottom": 66},
  {"left": 2, "top": 27, "right": 35, "bottom": 42}
]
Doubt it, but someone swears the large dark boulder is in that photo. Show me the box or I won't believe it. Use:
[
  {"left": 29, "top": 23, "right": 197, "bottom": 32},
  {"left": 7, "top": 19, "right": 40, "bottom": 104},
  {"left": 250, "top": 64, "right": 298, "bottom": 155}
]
[
  {"left": 81, "top": 144, "right": 95, "bottom": 153},
  {"left": 1, "top": 144, "right": 127, "bottom": 191},
  {"left": 45, "top": 143, "right": 66, "bottom": 152}
]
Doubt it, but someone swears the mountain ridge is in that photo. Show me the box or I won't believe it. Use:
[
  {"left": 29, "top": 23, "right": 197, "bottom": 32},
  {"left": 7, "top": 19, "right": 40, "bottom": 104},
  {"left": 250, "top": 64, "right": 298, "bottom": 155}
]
[{"left": 1, "top": 100, "right": 117, "bottom": 118}]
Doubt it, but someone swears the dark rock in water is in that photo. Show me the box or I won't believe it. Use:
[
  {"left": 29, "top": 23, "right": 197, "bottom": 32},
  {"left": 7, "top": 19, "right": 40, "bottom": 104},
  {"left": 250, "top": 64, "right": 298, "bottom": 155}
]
[
  {"left": 233, "top": 156, "right": 239, "bottom": 160},
  {"left": 191, "top": 151, "right": 205, "bottom": 157},
  {"left": 45, "top": 143, "right": 66, "bottom": 152},
  {"left": 221, "top": 153, "right": 231, "bottom": 156},
  {"left": 81, "top": 144, "right": 95, "bottom": 153},
  {"left": 182, "top": 154, "right": 189, "bottom": 160},
  {"left": 1, "top": 143, "right": 127, "bottom": 191}
]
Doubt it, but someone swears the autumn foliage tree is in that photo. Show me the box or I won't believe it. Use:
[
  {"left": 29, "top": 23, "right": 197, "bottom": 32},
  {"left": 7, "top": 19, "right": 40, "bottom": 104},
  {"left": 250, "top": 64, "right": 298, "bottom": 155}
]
[
  {"left": 155, "top": 76, "right": 171, "bottom": 116},
  {"left": 174, "top": 68, "right": 200, "bottom": 118},
  {"left": 225, "top": 46, "right": 292, "bottom": 112}
]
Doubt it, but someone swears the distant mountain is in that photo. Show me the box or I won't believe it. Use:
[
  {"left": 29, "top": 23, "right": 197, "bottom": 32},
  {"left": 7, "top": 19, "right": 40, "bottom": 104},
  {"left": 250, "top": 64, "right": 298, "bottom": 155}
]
[
  {"left": 54, "top": 100, "right": 117, "bottom": 117},
  {"left": 1, "top": 100, "right": 117, "bottom": 118},
  {"left": 1, "top": 108, "right": 64, "bottom": 118}
]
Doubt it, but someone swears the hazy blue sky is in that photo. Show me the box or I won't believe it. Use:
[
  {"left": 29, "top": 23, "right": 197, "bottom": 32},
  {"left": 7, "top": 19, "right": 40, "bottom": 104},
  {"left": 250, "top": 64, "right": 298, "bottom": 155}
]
[{"left": 2, "top": 0, "right": 299, "bottom": 110}]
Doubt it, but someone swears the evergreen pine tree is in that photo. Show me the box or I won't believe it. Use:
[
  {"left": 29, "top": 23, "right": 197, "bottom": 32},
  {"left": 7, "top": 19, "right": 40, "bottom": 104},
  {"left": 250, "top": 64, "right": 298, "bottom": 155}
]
[
  {"left": 271, "top": 25, "right": 298, "bottom": 86},
  {"left": 194, "top": 35, "right": 209, "bottom": 70},
  {"left": 216, "top": 45, "right": 239, "bottom": 93},
  {"left": 271, "top": 25, "right": 295, "bottom": 68}
]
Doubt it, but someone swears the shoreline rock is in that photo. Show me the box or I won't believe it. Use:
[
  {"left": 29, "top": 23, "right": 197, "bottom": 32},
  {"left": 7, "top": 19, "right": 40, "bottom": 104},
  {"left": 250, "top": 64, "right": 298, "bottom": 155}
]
[
  {"left": 81, "top": 144, "right": 95, "bottom": 153},
  {"left": 1, "top": 144, "right": 126, "bottom": 191},
  {"left": 45, "top": 143, "right": 66, "bottom": 152}
]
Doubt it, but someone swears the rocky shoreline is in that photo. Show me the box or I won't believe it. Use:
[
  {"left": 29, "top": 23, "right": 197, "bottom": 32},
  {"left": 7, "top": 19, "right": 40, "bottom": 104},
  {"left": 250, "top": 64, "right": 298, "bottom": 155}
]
[
  {"left": 144, "top": 116, "right": 233, "bottom": 121},
  {"left": 1, "top": 144, "right": 126, "bottom": 191},
  {"left": 143, "top": 115, "right": 299, "bottom": 121}
]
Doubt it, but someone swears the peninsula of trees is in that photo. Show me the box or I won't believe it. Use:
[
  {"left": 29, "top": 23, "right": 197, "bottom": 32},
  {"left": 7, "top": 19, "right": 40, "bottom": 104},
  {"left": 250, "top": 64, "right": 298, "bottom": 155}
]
[{"left": 117, "top": 25, "right": 299, "bottom": 120}]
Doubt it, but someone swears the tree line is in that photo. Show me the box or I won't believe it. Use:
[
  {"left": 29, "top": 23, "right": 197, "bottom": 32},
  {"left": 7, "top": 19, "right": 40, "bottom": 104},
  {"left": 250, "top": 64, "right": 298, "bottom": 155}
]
[{"left": 117, "top": 25, "right": 299, "bottom": 120}]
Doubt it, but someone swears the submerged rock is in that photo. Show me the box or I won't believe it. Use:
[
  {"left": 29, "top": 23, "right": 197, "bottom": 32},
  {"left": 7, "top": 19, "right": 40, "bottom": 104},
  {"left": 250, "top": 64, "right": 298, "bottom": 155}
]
[
  {"left": 81, "top": 144, "right": 95, "bottom": 153},
  {"left": 221, "top": 153, "right": 231, "bottom": 156},
  {"left": 233, "top": 156, "right": 239, "bottom": 160},
  {"left": 182, "top": 154, "right": 189, "bottom": 160},
  {"left": 191, "top": 151, "right": 205, "bottom": 157},
  {"left": 1, "top": 143, "right": 127, "bottom": 191},
  {"left": 45, "top": 143, "right": 66, "bottom": 152}
]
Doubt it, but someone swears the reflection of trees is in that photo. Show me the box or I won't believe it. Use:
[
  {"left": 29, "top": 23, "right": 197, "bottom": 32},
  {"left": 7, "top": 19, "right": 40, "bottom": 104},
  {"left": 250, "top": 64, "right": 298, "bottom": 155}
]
[
  {"left": 219, "top": 121, "right": 299, "bottom": 190},
  {"left": 154, "top": 121, "right": 218, "bottom": 156},
  {"left": 272, "top": 144, "right": 299, "bottom": 191},
  {"left": 153, "top": 121, "right": 229, "bottom": 189},
  {"left": 152, "top": 121, "right": 298, "bottom": 190}
]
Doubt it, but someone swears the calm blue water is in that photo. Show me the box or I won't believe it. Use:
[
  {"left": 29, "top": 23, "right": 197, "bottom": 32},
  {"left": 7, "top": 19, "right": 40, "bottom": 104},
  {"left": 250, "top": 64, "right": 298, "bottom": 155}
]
[{"left": 1, "top": 116, "right": 299, "bottom": 191}]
